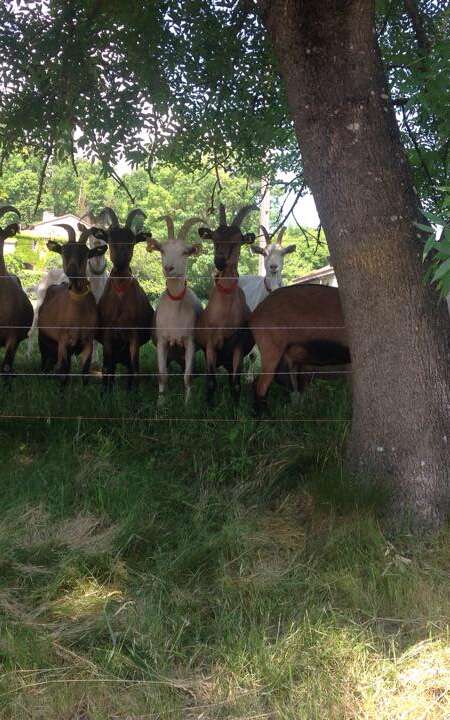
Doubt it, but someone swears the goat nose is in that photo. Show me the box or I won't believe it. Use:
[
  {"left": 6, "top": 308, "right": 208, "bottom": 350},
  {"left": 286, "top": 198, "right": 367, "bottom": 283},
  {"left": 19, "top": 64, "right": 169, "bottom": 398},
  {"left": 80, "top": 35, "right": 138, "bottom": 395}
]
[
  {"left": 270, "top": 265, "right": 277, "bottom": 272},
  {"left": 165, "top": 265, "right": 174, "bottom": 273}
]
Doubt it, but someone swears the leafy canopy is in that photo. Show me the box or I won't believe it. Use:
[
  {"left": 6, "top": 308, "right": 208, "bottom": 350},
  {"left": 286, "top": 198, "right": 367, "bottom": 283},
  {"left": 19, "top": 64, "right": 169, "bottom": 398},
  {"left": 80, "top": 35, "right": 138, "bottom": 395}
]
[{"left": 1, "top": 1, "right": 449, "bottom": 286}]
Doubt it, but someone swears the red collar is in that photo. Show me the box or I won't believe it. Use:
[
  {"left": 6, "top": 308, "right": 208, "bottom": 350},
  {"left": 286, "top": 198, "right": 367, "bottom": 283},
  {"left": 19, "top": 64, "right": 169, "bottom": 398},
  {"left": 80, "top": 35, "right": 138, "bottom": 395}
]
[
  {"left": 215, "top": 277, "right": 239, "bottom": 294},
  {"left": 264, "top": 277, "right": 273, "bottom": 293},
  {"left": 166, "top": 281, "right": 187, "bottom": 301},
  {"left": 112, "top": 278, "right": 132, "bottom": 296}
]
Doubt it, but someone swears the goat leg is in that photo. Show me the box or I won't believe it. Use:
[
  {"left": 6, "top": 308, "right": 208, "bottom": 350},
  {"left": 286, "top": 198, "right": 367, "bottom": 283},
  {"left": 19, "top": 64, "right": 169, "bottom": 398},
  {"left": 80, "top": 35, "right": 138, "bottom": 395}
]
[
  {"left": 253, "top": 346, "right": 283, "bottom": 415},
  {"left": 205, "top": 344, "right": 217, "bottom": 407},
  {"left": 102, "top": 337, "right": 115, "bottom": 392},
  {"left": 1, "top": 337, "right": 19, "bottom": 384},
  {"left": 80, "top": 341, "right": 93, "bottom": 386},
  {"left": 128, "top": 333, "right": 140, "bottom": 392},
  {"left": 184, "top": 338, "right": 195, "bottom": 405},
  {"left": 230, "top": 344, "right": 243, "bottom": 403},
  {"left": 55, "top": 342, "right": 70, "bottom": 388}
]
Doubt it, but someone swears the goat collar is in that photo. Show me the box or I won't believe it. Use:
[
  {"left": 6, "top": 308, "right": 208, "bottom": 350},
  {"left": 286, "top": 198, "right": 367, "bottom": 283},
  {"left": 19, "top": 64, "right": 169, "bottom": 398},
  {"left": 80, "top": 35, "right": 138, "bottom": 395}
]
[
  {"left": 166, "top": 280, "right": 187, "bottom": 301},
  {"left": 111, "top": 275, "right": 133, "bottom": 297},
  {"left": 215, "top": 277, "right": 239, "bottom": 294},
  {"left": 69, "top": 285, "right": 91, "bottom": 301}
]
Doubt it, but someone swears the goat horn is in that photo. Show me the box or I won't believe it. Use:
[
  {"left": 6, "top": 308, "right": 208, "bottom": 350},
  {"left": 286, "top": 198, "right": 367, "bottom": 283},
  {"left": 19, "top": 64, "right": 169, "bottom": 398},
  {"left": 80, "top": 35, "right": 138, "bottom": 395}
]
[
  {"left": 277, "top": 227, "right": 287, "bottom": 245},
  {"left": 125, "top": 208, "right": 146, "bottom": 231},
  {"left": 160, "top": 215, "right": 175, "bottom": 240},
  {"left": 55, "top": 224, "right": 76, "bottom": 243},
  {"left": 231, "top": 204, "right": 258, "bottom": 228},
  {"left": 260, "top": 225, "right": 271, "bottom": 245},
  {"left": 0, "top": 205, "right": 20, "bottom": 220},
  {"left": 219, "top": 203, "right": 227, "bottom": 225},
  {"left": 177, "top": 217, "right": 207, "bottom": 243},
  {"left": 77, "top": 224, "right": 91, "bottom": 244},
  {"left": 99, "top": 207, "right": 119, "bottom": 228}
]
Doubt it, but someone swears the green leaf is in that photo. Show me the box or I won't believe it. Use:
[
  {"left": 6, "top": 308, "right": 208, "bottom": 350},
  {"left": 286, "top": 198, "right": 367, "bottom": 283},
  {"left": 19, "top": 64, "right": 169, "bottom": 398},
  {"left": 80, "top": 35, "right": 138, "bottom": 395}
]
[{"left": 432, "top": 256, "right": 450, "bottom": 282}]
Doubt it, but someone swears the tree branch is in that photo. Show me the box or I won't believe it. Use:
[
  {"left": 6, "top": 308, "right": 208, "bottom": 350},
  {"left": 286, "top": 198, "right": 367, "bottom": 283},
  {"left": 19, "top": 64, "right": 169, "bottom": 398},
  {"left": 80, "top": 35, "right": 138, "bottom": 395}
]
[{"left": 33, "top": 142, "right": 53, "bottom": 218}]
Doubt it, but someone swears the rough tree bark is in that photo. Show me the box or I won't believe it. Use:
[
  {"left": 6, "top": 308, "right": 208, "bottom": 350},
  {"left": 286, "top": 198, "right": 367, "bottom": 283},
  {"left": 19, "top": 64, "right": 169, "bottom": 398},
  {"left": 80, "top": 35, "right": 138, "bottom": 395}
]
[{"left": 257, "top": 0, "right": 450, "bottom": 529}]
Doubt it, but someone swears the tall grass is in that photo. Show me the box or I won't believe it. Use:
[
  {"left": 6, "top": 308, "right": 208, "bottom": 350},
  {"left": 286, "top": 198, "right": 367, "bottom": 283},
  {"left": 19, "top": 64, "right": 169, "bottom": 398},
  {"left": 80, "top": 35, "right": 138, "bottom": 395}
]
[{"left": 0, "top": 342, "right": 449, "bottom": 719}]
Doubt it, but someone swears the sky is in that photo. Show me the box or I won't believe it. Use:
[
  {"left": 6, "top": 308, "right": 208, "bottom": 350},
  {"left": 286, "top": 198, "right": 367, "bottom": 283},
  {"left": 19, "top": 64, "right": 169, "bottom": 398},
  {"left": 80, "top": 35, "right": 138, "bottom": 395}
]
[{"left": 291, "top": 193, "right": 320, "bottom": 227}]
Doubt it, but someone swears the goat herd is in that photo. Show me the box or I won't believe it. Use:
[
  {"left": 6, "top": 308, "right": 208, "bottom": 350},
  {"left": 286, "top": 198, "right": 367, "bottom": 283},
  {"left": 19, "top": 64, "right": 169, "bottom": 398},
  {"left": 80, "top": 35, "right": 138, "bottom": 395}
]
[{"left": 0, "top": 203, "right": 350, "bottom": 412}]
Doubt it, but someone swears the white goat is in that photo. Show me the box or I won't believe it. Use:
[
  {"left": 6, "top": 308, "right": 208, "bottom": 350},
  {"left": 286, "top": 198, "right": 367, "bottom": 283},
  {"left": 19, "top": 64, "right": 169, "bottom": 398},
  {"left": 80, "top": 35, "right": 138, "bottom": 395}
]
[
  {"left": 238, "top": 226, "right": 296, "bottom": 311},
  {"left": 27, "top": 223, "right": 108, "bottom": 357},
  {"left": 148, "top": 215, "right": 204, "bottom": 404}
]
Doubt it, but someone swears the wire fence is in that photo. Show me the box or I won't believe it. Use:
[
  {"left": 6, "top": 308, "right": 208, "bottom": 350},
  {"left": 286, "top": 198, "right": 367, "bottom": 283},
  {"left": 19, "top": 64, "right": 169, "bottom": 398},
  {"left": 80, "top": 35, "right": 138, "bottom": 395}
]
[{"left": 1, "top": 259, "right": 348, "bottom": 423}]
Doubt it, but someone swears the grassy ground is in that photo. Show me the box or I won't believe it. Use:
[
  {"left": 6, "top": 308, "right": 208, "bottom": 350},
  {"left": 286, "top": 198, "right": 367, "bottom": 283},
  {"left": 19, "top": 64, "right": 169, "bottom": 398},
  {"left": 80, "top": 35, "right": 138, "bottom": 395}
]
[{"left": 0, "top": 343, "right": 449, "bottom": 719}]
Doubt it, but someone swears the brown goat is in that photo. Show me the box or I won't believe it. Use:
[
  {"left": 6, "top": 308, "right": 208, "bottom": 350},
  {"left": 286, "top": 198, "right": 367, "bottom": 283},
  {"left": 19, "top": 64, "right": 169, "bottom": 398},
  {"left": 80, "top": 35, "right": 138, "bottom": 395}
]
[
  {"left": 0, "top": 206, "right": 33, "bottom": 378},
  {"left": 249, "top": 284, "right": 351, "bottom": 412},
  {"left": 90, "top": 208, "right": 154, "bottom": 390},
  {"left": 195, "top": 204, "right": 257, "bottom": 404},
  {"left": 38, "top": 224, "right": 107, "bottom": 384}
]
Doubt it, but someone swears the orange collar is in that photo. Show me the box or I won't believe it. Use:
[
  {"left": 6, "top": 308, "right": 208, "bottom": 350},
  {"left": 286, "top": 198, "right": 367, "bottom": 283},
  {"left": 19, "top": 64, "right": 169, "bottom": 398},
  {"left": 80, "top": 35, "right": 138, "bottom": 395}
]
[
  {"left": 167, "top": 281, "right": 187, "bottom": 301},
  {"left": 215, "top": 277, "right": 239, "bottom": 294},
  {"left": 69, "top": 285, "right": 90, "bottom": 301}
]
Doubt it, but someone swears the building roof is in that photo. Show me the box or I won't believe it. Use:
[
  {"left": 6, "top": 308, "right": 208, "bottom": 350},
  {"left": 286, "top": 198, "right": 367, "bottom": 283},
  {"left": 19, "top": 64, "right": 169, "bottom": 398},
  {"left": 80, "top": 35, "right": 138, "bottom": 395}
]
[
  {"left": 294, "top": 264, "right": 336, "bottom": 284},
  {"left": 30, "top": 213, "right": 81, "bottom": 229}
]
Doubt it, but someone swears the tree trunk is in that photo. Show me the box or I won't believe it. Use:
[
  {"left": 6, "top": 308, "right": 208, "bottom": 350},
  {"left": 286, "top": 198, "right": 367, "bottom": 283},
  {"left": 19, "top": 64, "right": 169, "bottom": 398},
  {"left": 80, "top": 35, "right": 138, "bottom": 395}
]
[{"left": 258, "top": 0, "right": 450, "bottom": 529}]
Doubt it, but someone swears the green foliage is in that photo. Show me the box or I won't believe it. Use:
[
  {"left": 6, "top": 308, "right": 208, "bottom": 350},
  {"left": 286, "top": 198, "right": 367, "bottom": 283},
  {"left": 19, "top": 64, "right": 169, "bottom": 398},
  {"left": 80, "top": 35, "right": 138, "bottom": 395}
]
[
  {"left": 2, "top": 0, "right": 447, "bottom": 212},
  {"left": 378, "top": 0, "right": 450, "bottom": 213},
  {"left": 421, "top": 189, "right": 450, "bottom": 297}
]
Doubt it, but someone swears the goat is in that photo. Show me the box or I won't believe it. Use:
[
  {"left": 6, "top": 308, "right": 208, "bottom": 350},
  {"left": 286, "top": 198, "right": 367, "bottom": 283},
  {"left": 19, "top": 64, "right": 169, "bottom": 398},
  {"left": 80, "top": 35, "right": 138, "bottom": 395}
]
[
  {"left": 0, "top": 206, "right": 34, "bottom": 378},
  {"left": 195, "top": 203, "right": 257, "bottom": 405},
  {"left": 249, "top": 284, "right": 350, "bottom": 412},
  {"left": 37, "top": 224, "right": 107, "bottom": 384},
  {"left": 90, "top": 208, "right": 154, "bottom": 391},
  {"left": 28, "top": 222, "right": 108, "bottom": 357},
  {"left": 148, "top": 215, "right": 204, "bottom": 404},
  {"left": 238, "top": 226, "right": 296, "bottom": 310}
]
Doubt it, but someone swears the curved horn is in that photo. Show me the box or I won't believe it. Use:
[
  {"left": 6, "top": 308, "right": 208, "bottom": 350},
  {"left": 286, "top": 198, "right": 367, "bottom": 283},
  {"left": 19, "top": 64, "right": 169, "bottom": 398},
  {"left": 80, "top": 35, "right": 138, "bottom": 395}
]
[
  {"left": 231, "top": 204, "right": 258, "bottom": 228},
  {"left": 125, "top": 208, "right": 146, "bottom": 231},
  {"left": 277, "top": 227, "right": 287, "bottom": 245},
  {"left": 160, "top": 215, "right": 175, "bottom": 240},
  {"left": 177, "top": 217, "right": 207, "bottom": 243},
  {"left": 55, "top": 224, "right": 76, "bottom": 243},
  {"left": 260, "top": 225, "right": 271, "bottom": 246},
  {"left": 0, "top": 205, "right": 20, "bottom": 220},
  {"left": 219, "top": 203, "right": 227, "bottom": 225},
  {"left": 99, "top": 207, "right": 119, "bottom": 228}
]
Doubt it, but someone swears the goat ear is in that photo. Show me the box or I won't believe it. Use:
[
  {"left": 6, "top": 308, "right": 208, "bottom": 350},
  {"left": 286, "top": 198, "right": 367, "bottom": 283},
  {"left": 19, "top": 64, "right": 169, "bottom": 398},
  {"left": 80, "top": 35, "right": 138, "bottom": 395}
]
[
  {"left": 2, "top": 222, "right": 20, "bottom": 239},
  {"left": 134, "top": 231, "right": 151, "bottom": 244},
  {"left": 185, "top": 243, "right": 202, "bottom": 256},
  {"left": 88, "top": 245, "right": 108, "bottom": 258},
  {"left": 47, "top": 240, "right": 62, "bottom": 254},
  {"left": 282, "top": 244, "right": 296, "bottom": 255},
  {"left": 250, "top": 244, "right": 266, "bottom": 256},
  {"left": 90, "top": 227, "right": 108, "bottom": 242},
  {"left": 242, "top": 232, "right": 256, "bottom": 245},
  {"left": 146, "top": 237, "right": 162, "bottom": 252},
  {"left": 198, "top": 227, "right": 213, "bottom": 239}
]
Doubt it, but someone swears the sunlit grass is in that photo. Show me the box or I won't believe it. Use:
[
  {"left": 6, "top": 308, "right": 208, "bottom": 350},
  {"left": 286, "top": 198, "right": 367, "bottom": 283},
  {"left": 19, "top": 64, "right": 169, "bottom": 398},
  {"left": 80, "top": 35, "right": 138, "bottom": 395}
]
[{"left": 0, "top": 341, "right": 449, "bottom": 718}]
